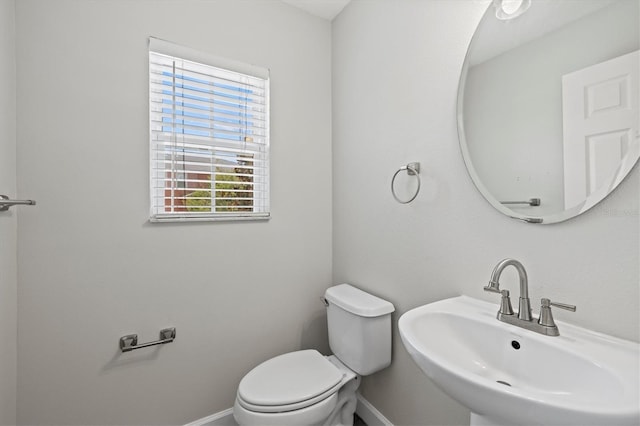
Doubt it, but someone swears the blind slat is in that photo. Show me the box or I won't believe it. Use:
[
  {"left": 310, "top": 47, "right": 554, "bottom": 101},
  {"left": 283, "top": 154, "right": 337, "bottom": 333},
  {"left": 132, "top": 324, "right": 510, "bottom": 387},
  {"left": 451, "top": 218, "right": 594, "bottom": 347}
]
[
  {"left": 151, "top": 138, "right": 267, "bottom": 154},
  {"left": 151, "top": 162, "right": 267, "bottom": 171},
  {"left": 149, "top": 65, "right": 266, "bottom": 96}
]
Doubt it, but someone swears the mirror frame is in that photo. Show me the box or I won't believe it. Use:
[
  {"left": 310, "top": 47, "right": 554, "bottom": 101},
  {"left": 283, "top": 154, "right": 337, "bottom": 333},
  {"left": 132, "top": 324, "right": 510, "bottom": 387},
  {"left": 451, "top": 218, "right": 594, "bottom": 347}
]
[{"left": 456, "top": 0, "right": 639, "bottom": 224}]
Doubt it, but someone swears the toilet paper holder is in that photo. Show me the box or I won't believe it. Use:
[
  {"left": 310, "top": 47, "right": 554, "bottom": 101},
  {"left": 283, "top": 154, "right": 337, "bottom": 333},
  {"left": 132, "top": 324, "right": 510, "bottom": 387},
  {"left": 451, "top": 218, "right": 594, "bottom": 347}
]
[{"left": 119, "top": 327, "right": 176, "bottom": 352}]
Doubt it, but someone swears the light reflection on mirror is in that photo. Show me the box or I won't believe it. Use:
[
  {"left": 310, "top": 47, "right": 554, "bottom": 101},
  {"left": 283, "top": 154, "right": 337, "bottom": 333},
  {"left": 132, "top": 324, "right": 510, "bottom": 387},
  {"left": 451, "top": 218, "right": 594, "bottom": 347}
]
[
  {"left": 458, "top": 0, "right": 639, "bottom": 224},
  {"left": 494, "top": 0, "right": 532, "bottom": 20}
]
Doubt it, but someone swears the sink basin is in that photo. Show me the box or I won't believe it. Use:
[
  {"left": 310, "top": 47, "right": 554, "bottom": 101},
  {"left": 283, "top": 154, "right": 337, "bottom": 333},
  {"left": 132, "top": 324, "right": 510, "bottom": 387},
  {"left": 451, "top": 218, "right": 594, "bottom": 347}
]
[{"left": 398, "top": 296, "right": 640, "bottom": 426}]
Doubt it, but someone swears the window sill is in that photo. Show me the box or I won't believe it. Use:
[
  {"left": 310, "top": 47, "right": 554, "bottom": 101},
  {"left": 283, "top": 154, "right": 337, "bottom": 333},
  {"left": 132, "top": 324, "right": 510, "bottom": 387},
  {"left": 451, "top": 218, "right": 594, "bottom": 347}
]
[{"left": 149, "top": 213, "right": 270, "bottom": 223}]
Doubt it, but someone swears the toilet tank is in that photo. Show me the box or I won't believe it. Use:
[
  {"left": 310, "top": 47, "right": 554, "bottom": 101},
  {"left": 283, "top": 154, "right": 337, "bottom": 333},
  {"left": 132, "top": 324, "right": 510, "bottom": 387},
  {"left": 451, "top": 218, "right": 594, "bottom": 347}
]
[{"left": 324, "top": 284, "right": 395, "bottom": 376}]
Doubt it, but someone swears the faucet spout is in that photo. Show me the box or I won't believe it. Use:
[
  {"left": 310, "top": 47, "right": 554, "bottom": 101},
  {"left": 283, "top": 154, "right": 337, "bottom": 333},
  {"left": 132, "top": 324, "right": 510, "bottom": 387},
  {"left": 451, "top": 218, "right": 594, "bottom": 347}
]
[
  {"left": 488, "top": 258, "right": 532, "bottom": 321},
  {"left": 483, "top": 280, "right": 501, "bottom": 293}
]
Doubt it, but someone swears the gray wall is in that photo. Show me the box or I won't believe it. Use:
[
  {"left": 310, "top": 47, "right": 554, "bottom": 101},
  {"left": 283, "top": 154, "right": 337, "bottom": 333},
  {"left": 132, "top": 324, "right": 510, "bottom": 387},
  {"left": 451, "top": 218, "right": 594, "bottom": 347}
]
[
  {"left": 0, "top": 0, "right": 17, "bottom": 424},
  {"left": 10, "top": 1, "right": 640, "bottom": 425},
  {"left": 15, "top": 1, "right": 332, "bottom": 424},
  {"left": 332, "top": 1, "right": 639, "bottom": 425}
]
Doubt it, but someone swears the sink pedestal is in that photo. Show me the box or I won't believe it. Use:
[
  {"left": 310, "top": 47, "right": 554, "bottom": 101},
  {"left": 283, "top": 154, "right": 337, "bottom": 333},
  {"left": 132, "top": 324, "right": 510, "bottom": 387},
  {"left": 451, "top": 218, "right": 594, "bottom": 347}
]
[{"left": 471, "top": 413, "right": 516, "bottom": 426}]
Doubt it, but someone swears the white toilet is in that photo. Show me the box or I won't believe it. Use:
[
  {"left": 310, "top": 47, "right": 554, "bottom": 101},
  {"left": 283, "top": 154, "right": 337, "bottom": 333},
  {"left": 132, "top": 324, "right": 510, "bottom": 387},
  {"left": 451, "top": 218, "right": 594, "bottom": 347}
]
[{"left": 233, "top": 283, "right": 395, "bottom": 426}]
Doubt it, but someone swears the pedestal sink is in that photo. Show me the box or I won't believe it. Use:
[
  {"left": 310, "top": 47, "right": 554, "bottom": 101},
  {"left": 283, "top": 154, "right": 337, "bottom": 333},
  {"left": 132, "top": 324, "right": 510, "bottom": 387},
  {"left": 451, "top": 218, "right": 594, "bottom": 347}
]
[{"left": 398, "top": 296, "right": 640, "bottom": 426}]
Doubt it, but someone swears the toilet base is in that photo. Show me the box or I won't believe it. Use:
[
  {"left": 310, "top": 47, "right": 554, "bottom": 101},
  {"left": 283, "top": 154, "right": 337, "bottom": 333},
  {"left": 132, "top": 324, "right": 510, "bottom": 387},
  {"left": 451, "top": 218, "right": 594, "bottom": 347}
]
[
  {"left": 233, "top": 392, "right": 338, "bottom": 426},
  {"left": 322, "top": 375, "right": 360, "bottom": 426}
]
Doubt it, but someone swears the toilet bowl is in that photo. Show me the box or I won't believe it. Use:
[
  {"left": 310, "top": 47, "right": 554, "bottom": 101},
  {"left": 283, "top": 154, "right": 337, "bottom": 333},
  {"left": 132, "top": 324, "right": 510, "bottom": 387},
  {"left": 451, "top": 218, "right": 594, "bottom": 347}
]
[
  {"left": 233, "top": 284, "right": 395, "bottom": 426},
  {"left": 233, "top": 351, "right": 358, "bottom": 426}
]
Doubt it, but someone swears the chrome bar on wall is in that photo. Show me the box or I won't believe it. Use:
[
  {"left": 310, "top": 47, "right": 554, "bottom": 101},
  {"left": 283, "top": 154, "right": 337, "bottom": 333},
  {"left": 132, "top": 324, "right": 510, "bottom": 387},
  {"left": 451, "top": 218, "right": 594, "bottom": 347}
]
[
  {"left": 0, "top": 194, "right": 37, "bottom": 211},
  {"left": 119, "top": 327, "right": 176, "bottom": 353},
  {"left": 500, "top": 198, "right": 541, "bottom": 206}
]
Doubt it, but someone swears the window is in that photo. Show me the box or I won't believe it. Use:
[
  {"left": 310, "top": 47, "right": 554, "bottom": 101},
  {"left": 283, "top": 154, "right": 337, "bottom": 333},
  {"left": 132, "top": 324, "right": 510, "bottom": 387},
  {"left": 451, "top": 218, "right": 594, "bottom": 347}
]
[{"left": 149, "top": 38, "right": 270, "bottom": 222}]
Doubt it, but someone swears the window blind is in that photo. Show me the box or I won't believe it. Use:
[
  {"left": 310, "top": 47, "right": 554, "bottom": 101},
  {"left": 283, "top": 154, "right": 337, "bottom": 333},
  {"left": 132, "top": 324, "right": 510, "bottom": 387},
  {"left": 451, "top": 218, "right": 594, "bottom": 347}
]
[{"left": 149, "top": 38, "right": 270, "bottom": 222}]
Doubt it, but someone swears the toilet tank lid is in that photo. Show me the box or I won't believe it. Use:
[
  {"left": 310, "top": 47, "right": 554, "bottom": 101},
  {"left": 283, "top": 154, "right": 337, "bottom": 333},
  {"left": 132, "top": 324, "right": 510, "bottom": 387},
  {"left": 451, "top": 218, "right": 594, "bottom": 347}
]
[{"left": 325, "top": 284, "right": 395, "bottom": 317}]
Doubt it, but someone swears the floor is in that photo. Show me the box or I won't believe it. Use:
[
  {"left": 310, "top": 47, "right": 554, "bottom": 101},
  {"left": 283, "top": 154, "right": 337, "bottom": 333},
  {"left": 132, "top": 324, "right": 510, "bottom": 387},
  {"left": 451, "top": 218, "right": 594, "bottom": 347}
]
[{"left": 354, "top": 413, "right": 367, "bottom": 426}]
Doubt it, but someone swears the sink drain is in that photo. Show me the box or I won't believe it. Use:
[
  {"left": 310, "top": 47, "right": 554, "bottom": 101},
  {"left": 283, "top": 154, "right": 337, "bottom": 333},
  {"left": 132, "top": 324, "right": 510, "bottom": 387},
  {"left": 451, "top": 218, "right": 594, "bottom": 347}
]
[{"left": 496, "top": 380, "right": 512, "bottom": 387}]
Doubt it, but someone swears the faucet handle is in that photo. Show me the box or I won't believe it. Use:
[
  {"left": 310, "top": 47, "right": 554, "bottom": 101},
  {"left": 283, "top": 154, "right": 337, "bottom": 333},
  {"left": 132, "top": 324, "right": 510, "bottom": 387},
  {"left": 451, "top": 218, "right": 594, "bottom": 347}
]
[
  {"left": 538, "top": 298, "right": 576, "bottom": 328},
  {"left": 542, "top": 298, "right": 576, "bottom": 312},
  {"left": 499, "top": 290, "right": 514, "bottom": 315}
]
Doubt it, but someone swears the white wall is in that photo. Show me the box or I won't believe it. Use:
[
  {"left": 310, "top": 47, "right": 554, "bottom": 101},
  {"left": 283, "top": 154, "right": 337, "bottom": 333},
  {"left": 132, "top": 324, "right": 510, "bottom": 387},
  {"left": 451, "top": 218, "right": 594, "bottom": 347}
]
[
  {"left": 15, "top": 1, "right": 332, "bottom": 424},
  {"left": 0, "top": 0, "right": 17, "bottom": 424},
  {"left": 332, "top": 1, "right": 639, "bottom": 425}
]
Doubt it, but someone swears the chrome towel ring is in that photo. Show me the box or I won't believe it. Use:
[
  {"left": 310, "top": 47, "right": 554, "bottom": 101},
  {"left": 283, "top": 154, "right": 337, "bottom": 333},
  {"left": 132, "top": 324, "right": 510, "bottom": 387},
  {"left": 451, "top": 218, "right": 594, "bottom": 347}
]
[{"left": 391, "top": 162, "right": 421, "bottom": 204}]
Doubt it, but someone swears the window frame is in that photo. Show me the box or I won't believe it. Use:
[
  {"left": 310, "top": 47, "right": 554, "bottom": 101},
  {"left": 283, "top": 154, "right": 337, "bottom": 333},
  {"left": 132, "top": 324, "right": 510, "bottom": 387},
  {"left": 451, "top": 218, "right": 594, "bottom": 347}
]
[{"left": 148, "top": 37, "right": 270, "bottom": 223}]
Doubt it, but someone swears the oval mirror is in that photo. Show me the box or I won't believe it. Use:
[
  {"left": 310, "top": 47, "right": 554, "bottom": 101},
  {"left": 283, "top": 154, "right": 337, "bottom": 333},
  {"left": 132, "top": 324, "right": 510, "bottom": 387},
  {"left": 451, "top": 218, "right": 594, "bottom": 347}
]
[{"left": 458, "top": 0, "right": 639, "bottom": 224}]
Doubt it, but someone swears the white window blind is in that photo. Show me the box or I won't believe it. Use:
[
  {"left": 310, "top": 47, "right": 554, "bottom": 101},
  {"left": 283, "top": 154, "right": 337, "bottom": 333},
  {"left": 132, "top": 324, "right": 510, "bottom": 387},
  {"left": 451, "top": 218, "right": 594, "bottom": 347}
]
[{"left": 149, "top": 38, "right": 270, "bottom": 222}]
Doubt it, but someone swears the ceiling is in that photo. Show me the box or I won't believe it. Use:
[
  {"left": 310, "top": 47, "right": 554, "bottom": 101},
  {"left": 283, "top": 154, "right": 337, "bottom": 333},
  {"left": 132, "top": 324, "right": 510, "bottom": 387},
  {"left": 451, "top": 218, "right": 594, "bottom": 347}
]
[{"left": 280, "top": 0, "right": 351, "bottom": 20}]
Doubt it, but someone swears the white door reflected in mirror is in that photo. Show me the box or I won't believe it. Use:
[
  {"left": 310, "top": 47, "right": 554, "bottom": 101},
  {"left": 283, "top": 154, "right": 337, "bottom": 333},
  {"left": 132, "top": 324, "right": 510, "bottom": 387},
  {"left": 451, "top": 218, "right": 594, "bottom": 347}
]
[{"left": 562, "top": 50, "right": 639, "bottom": 211}]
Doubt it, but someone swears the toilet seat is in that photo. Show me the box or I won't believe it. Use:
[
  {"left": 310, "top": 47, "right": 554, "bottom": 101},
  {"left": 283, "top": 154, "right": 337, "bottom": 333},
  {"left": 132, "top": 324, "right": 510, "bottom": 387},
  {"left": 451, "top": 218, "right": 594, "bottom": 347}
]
[{"left": 237, "top": 350, "right": 343, "bottom": 413}]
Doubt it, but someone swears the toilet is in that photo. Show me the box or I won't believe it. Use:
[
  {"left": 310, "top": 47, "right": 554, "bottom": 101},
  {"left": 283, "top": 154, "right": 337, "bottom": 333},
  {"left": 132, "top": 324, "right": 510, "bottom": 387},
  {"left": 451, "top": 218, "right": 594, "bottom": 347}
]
[{"left": 233, "top": 283, "right": 395, "bottom": 426}]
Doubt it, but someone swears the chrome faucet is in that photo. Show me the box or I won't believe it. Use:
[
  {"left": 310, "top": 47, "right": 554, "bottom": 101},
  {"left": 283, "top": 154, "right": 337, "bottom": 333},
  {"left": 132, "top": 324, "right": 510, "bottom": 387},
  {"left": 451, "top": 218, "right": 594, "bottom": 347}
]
[
  {"left": 484, "top": 258, "right": 532, "bottom": 321},
  {"left": 484, "top": 259, "right": 576, "bottom": 336}
]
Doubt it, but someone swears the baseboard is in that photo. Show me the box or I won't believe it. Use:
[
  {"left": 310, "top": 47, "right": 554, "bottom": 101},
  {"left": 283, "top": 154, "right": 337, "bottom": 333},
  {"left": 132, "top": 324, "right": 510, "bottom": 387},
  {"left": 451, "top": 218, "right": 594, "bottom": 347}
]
[
  {"left": 184, "top": 407, "right": 237, "bottom": 426},
  {"left": 356, "top": 393, "right": 394, "bottom": 426},
  {"left": 185, "top": 393, "right": 393, "bottom": 426}
]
